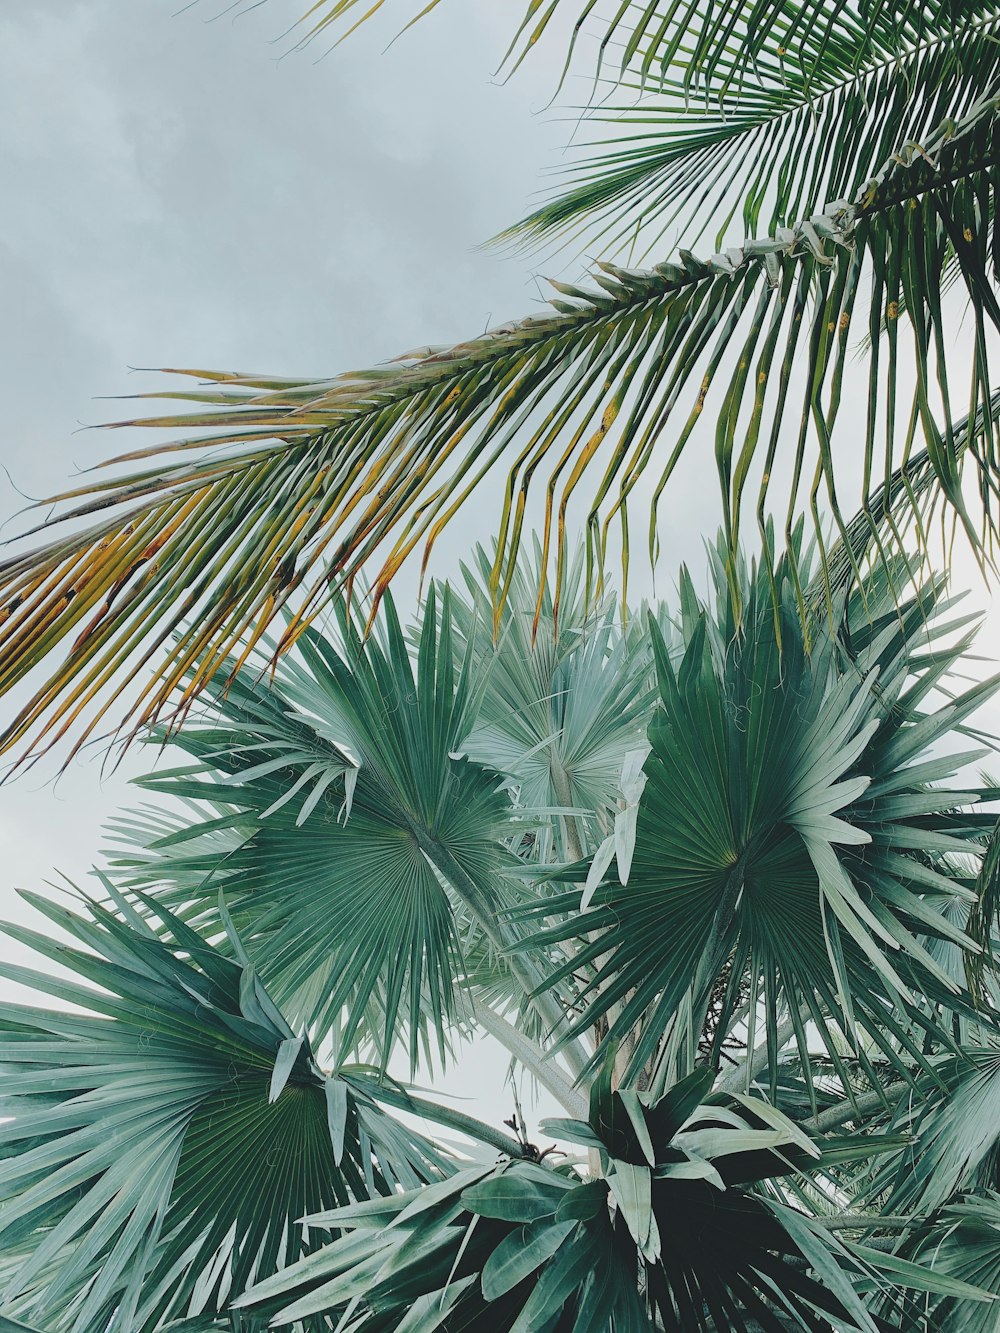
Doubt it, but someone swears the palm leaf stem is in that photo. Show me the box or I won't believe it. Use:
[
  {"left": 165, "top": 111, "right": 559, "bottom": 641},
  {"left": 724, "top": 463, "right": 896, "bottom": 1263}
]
[
  {"left": 805, "top": 1085, "right": 907, "bottom": 1135},
  {"left": 547, "top": 755, "right": 587, "bottom": 864},
  {"left": 717, "top": 1012, "right": 800, "bottom": 1092},
  {"left": 689, "top": 860, "right": 749, "bottom": 1045},
  {"left": 814, "top": 1215, "right": 916, "bottom": 1232},
  {"left": 359, "top": 1083, "right": 526, "bottom": 1158},
  {"left": 471, "top": 1001, "right": 589, "bottom": 1117}
]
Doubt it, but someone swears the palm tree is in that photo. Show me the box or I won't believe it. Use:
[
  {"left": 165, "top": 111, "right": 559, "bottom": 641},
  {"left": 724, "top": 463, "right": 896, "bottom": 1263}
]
[
  {"left": 1, "top": 0, "right": 999, "bottom": 764},
  {"left": 5, "top": 3, "right": 1000, "bottom": 1328},
  {"left": 2, "top": 538, "right": 1000, "bottom": 1329}
]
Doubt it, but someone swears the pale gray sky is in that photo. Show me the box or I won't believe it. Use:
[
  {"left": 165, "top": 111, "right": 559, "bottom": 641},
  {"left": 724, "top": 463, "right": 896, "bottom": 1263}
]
[
  {"left": 1, "top": 0, "right": 694, "bottom": 1137},
  {"left": 2, "top": 0, "right": 999, "bottom": 1139},
  {"left": 0, "top": 0, "right": 596, "bottom": 1130}
]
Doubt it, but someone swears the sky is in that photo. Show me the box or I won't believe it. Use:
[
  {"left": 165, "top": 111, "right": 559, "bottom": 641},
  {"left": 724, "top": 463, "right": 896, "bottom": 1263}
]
[
  {"left": 0, "top": 0, "right": 720, "bottom": 1143},
  {"left": 0, "top": 0, "right": 616, "bottom": 1132},
  {"left": 2, "top": 0, "right": 1000, "bottom": 1141}
]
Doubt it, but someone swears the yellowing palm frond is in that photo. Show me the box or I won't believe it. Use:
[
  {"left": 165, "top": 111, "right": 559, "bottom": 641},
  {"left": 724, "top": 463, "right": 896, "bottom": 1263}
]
[{"left": 1, "top": 97, "right": 998, "bottom": 766}]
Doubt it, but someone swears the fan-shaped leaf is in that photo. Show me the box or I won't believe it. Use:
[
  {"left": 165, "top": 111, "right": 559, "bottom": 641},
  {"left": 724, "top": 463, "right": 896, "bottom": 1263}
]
[{"left": 0, "top": 894, "right": 447, "bottom": 1333}]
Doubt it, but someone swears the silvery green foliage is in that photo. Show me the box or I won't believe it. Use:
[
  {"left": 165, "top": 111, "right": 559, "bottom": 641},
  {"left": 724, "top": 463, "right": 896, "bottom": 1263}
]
[{"left": 0, "top": 533, "right": 989, "bottom": 1330}]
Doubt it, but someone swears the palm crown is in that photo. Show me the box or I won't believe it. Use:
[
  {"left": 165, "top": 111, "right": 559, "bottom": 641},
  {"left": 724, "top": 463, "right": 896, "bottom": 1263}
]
[{"left": 4, "top": 1, "right": 1000, "bottom": 1329}]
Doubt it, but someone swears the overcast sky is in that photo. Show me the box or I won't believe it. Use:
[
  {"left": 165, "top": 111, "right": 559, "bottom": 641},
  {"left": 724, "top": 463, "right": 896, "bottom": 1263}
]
[
  {"left": 2, "top": 0, "right": 999, "bottom": 1135},
  {"left": 0, "top": 0, "right": 637, "bottom": 1131}
]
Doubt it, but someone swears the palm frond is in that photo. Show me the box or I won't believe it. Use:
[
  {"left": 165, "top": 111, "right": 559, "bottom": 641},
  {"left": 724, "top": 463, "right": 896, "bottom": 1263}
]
[
  {"left": 105, "top": 586, "right": 524, "bottom": 1072},
  {"left": 907, "top": 1191, "right": 1000, "bottom": 1332},
  {"left": 224, "top": 0, "right": 979, "bottom": 100},
  {"left": 451, "top": 541, "right": 657, "bottom": 857},
  {"left": 877, "top": 1046, "right": 1000, "bottom": 1214},
  {"left": 505, "top": 6, "right": 1000, "bottom": 258},
  {"left": 0, "top": 890, "right": 448, "bottom": 1333},
  {"left": 823, "top": 388, "right": 1000, "bottom": 597},
  {"left": 519, "top": 540, "right": 998, "bottom": 1089},
  {"left": 2, "top": 96, "right": 998, "bottom": 767}
]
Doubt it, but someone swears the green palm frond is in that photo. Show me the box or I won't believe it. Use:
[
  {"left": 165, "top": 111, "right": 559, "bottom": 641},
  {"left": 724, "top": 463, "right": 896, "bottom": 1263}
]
[
  {"left": 0, "top": 891, "right": 449, "bottom": 1333},
  {"left": 105, "top": 585, "right": 528, "bottom": 1072},
  {"left": 4, "top": 533, "right": 1000, "bottom": 1324},
  {"left": 505, "top": 5, "right": 1000, "bottom": 257},
  {"left": 0, "top": 1316, "right": 49, "bottom": 1333},
  {"left": 877, "top": 1046, "right": 1000, "bottom": 1214},
  {"left": 969, "top": 813, "right": 1000, "bottom": 990},
  {"left": 452, "top": 542, "right": 657, "bottom": 856},
  {"left": 823, "top": 388, "right": 1000, "bottom": 598},
  {"left": 2, "top": 94, "right": 998, "bottom": 766},
  {"left": 227, "top": 0, "right": 979, "bottom": 100},
  {"left": 519, "top": 541, "right": 999, "bottom": 1088},
  {"left": 907, "top": 1191, "right": 1000, "bottom": 1332}
]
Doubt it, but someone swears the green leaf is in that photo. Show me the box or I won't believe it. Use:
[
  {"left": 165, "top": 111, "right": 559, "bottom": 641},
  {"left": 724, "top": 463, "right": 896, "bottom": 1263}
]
[
  {"left": 326, "top": 1078, "right": 349, "bottom": 1166},
  {"left": 880, "top": 1049, "right": 1000, "bottom": 1214},
  {"left": 524, "top": 549, "right": 994, "bottom": 1090},
  {"left": 555, "top": 1181, "right": 608, "bottom": 1222},
  {"left": 0, "top": 894, "right": 447, "bottom": 1333},
  {"left": 909, "top": 1193, "right": 1000, "bottom": 1332},
  {"left": 480, "top": 1218, "right": 575, "bottom": 1300},
  {"left": 269, "top": 1034, "right": 304, "bottom": 1103},
  {"left": 504, "top": 6, "right": 1000, "bottom": 260},
  {"left": 607, "top": 1161, "right": 659, "bottom": 1262},
  {"left": 461, "top": 1167, "right": 573, "bottom": 1222},
  {"left": 538, "top": 1118, "right": 607, "bottom": 1152},
  {"left": 853, "top": 1243, "right": 995, "bottom": 1301},
  {"left": 237, "top": 1071, "right": 936, "bottom": 1331},
  {"left": 769, "top": 1203, "right": 879, "bottom": 1333}
]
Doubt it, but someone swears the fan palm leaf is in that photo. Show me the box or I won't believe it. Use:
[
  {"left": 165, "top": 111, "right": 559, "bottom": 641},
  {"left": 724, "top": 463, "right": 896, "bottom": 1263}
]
[
  {"left": 878, "top": 1045, "right": 1000, "bottom": 1213},
  {"left": 3, "top": 532, "right": 999, "bottom": 1325},
  {"left": 519, "top": 538, "right": 1000, "bottom": 1089},
  {"left": 103, "top": 585, "right": 541, "bottom": 1072},
  {"left": 0, "top": 891, "right": 449, "bottom": 1333},
  {"left": 451, "top": 542, "right": 658, "bottom": 858},
  {"left": 905, "top": 1192, "right": 1000, "bottom": 1332}
]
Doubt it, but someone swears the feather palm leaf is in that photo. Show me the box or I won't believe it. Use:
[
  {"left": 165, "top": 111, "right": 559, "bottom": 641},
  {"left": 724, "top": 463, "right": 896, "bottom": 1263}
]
[
  {"left": 505, "top": 3, "right": 1000, "bottom": 259},
  {"left": 227, "top": 0, "right": 986, "bottom": 101},
  {"left": 2, "top": 91, "right": 999, "bottom": 764}
]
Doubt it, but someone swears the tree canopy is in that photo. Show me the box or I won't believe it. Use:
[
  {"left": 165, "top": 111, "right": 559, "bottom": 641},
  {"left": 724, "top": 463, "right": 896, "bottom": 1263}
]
[{"left": 3, "top": 1, "right": 1000, "bottom": 1328}]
